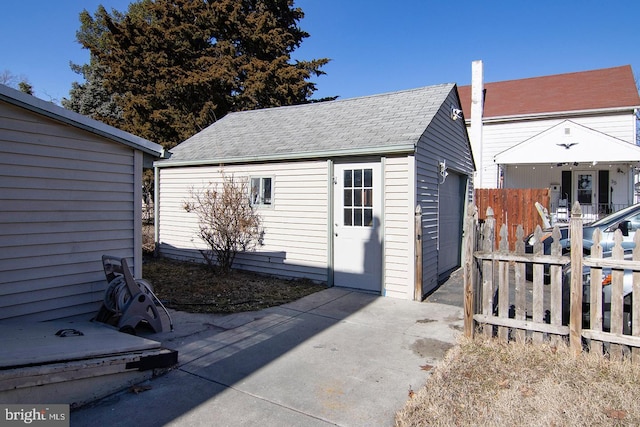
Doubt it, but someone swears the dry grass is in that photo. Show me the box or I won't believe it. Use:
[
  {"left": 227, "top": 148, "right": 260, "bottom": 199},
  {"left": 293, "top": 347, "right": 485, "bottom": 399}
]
[
  {"left": 395, "top": 335, "right": 640, "bottom": 426},
  {"left": 142, "top": 256, "right": 326, "bottom": 314}
]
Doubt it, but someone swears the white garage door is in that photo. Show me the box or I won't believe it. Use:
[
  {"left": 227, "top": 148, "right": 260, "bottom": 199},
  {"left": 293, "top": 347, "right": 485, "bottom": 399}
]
[{"left": 437, "top": 171, "right": 464, "bottom": 278}]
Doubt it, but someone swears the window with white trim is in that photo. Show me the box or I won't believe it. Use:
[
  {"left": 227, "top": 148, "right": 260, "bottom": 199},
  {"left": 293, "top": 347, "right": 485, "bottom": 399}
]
[
  {"left": 343, "top": 168, "right": 374, "bottom": 227},
  {"left": 250, "top": 177, "right": 272, "bottom": 206}
]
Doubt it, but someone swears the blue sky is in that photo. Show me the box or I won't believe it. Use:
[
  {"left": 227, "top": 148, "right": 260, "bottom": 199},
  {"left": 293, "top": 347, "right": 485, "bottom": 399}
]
[{"left": 2, "top": 1, "right": 639, "bottom": 104}]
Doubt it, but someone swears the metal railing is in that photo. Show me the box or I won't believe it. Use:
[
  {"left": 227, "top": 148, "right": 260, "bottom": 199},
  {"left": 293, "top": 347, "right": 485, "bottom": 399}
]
[{"left": 553, "top": 203, "right": 630, "bottom": 225}]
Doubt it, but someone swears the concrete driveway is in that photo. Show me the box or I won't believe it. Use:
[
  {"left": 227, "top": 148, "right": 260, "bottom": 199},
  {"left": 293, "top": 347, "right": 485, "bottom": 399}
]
[{"left": 71, "top": 287, "right": 464, "bottom": 426}]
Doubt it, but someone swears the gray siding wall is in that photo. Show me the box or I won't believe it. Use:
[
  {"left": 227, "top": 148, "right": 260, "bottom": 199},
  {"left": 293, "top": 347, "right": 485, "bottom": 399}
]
[
  {"left": 157, "top": 161, "right": 329, "bottom": 282},
  {"left": 0, "top": 102, "right": 137, "bottom": 321},
  {"left": 415, "top": 88, "right": 475, "bottom": 295}
]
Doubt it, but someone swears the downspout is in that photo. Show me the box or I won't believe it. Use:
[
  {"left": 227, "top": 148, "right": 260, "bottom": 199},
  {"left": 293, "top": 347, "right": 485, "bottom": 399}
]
[
  {"left": 471, "top": 60, "right": 484, "bottom": 187},
  {"left": 153, "top": 164, "right": 160, "bottom": 257},
  {"left": 380, "top": 156, "right": 386, "bottom": 296},
  {"left": 327, "top": 159, "right": 334, "bottom": 287},
  {"left": 133, "top": 151, "right": 143, "bottom": 278}
]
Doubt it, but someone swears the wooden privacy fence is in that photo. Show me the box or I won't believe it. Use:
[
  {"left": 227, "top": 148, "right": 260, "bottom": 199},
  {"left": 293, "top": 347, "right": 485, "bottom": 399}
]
[
  {"left": 463, "top": 201, "right": 640, "bottom": 361},
  {"left": 475, "top": 188, "right": 550, "bottom": 249}
]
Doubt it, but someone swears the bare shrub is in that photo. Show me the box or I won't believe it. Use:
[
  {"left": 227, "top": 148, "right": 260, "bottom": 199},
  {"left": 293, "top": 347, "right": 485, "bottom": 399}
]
[{"left": 183, "top": 173, "right": 262, "bottom": 273}]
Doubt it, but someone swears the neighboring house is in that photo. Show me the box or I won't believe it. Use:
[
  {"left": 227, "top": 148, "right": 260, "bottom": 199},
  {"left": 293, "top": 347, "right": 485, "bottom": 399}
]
[
  {"left": 154, "top": 83, "right": 474, "bottom": 300},
  {"left": 0, "top": 84, "right": 165, "bottom": 321},
  {"left": 458, "top": 64, "right": 640, "bottom": 221}
]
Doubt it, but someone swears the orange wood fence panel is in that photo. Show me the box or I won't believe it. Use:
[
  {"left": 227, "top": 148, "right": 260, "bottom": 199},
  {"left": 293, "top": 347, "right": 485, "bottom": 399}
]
[{"left": 475, "top": 188, "right": 550, "bottom": 250}]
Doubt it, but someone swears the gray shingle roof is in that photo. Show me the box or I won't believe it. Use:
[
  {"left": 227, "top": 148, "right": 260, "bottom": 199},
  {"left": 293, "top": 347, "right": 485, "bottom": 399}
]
[{"left": 159, "top": 83, "right": 455, "bottom": 166}]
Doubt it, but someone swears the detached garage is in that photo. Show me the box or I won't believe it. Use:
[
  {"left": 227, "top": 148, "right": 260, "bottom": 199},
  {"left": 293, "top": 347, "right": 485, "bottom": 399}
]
[{"left": 155, "top": 83, "right": 474, "bottom": 300}]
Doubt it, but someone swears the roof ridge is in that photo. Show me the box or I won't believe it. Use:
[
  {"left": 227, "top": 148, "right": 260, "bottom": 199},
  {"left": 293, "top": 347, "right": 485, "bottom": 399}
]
[
  {"left": 228, "top": 82, "right": 456, "bottom": 116},
  {"left": 458, "top": 65, "right": 632, "bottom": 88}
]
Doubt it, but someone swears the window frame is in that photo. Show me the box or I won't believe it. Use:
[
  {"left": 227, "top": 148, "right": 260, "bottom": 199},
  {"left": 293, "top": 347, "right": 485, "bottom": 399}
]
[
  {"left": 250, "top": 176, "right": 274, "bottom": 207},
  {"left": 342, "top": 167, "right": 374, "bottom": 228}
]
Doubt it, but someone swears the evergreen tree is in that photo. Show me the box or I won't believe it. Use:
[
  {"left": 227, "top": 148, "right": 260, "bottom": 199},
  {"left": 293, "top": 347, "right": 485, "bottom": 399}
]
[
  {"left": 62, "top": 60, "right": 123, "bottom": 122},
  {"left": 70, "top": 0, "right": 329, "bottom": 149}
]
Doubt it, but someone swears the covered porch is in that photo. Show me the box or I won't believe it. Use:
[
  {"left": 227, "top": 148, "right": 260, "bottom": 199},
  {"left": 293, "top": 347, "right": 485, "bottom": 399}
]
[{"left": 494, "top": 120, "right": 640, "bottom": 223}]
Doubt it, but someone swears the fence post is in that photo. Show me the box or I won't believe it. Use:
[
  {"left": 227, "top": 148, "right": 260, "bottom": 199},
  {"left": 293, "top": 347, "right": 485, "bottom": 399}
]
[
  {"left": 569, "top": 201, "right": 583, "bottom": 356},
  {"left": 463, "top": 203, "right": 477, "bottom": 338},
  {"left": 497, "top": 224, "right": 510, "bottom": 341}
]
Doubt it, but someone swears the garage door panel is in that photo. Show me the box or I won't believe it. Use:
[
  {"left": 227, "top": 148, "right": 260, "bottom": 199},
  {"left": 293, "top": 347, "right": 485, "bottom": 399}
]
[{"left": 437, "top": 172, "right": 463, "bottom": 276}]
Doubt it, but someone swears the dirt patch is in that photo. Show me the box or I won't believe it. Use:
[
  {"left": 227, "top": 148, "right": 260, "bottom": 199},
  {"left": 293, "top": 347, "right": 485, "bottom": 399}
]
[{"left": 143, "top": 256, "right": 326, "bottom": 314}]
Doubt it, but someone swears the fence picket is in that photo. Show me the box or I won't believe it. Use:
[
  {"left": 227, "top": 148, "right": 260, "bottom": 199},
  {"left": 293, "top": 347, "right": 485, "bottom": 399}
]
[
  {"left": 482, "top": 208, "right": 496, "bottom": 337},
  {"left": 589, "top": 229, "right": 603, "bottom": 355},
  {"left": 515, "top": 225, "right": 526, "bottom": 343},
  {"left": 498, "top": 224, "right": 510, "bottom": 340},
  {"left": 610, "top": 231, "right": 625, "bottom": 360},
  {"left": 550, "top": 226, "right": 563, "bottom": 346},
  {"left": 532, "top": 226, "right": 544, "bottom": 343}
]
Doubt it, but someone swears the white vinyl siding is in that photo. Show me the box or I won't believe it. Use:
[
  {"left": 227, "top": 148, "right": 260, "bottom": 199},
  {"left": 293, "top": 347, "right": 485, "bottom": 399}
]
[
  {"left": 478, "top": 113, "right": 637, "bottom": 188},
  {"left": 0, "top": 102, "right": 137, "bottom": 321},
  {"left": 157, "top": 161, "right": 329, "bottom": 282},
  {"left": 383, "top": 156, "right": 413, "bottom": 299}
]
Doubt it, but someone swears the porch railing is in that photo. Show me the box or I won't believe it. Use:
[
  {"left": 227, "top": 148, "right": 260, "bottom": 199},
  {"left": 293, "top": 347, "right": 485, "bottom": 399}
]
[{"left": 552, "top": 203, "right": 631, "bottom": 225}]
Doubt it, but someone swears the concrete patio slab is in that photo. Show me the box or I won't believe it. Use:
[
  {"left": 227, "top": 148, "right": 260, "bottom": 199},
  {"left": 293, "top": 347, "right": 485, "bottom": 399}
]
[{"left": 71, "top": 288, "right": 464, "bottom": 426}]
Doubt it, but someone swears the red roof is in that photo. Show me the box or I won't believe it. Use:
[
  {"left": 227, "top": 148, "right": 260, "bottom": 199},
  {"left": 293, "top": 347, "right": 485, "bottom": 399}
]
[{"left": 457, "top": 65, "right": 640, "bottom": 119}]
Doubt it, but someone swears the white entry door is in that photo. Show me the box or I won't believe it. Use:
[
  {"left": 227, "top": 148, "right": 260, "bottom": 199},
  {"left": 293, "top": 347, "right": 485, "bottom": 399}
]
[
  {"left": 575, "top": 171, "right": 596, "bottom": 220},
  {"left": 333, "top": 162, "right": 382, "bottom": 292}
]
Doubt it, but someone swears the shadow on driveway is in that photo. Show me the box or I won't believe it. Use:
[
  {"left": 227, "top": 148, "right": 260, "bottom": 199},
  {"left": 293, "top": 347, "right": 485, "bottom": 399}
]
[{"left": 71, "top": 287, "right": 463, "bottom": 426}]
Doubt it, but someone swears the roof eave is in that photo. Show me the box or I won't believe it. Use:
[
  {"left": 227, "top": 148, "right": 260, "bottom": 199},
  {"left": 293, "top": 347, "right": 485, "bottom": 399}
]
[
  {"left": 155, "top": 143, "right": 416, "bottom": 168},
  {"left": 0, "top": 85, "right": 166, "bottom": 158},
  {"left": 464, "top": 106, "right": 640, "bottom": 125}
]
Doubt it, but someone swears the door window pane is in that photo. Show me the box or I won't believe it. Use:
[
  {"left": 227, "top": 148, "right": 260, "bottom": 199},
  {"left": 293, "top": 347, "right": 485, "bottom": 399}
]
[
  {"left": 344, "top": 189, "right": 352, "bottom": 207},
  {"left": 364, "top": 169, "right": 372, "bottom": 187},
  {"left": 344, "top": 170, "right": 352, "bottom": 188},
  {"left": 354, "top": 169, "right": 362, "bottom": 187},
  {"left": 354, "top": 189, "right": 362, "bottom": 206},
  {"left": 344, "top": 208, "right": 352, "bottom": 226},
  {"left": 354, "top": 209, "right": 363, "bottom": 226},
  {"left": 363, "top": 189, "right": 372, "bottom": 207},
  {"left": 364, "top": 208, "right": 373, "bottom": 226}
]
